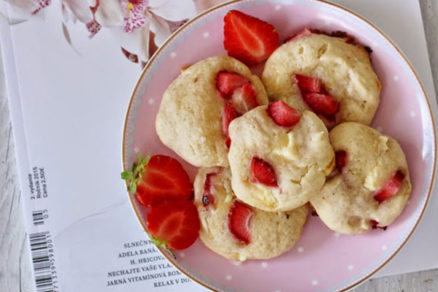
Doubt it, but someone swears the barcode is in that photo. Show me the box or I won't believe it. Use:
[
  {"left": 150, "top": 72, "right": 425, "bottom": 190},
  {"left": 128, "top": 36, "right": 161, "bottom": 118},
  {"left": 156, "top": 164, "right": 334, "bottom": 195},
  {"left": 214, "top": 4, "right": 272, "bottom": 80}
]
[
  {"left": 32, "top": 209, "right": 48, "bottom": 226},
  {"left": 29, "top": 231, "right": 58, "bottom": 292}
]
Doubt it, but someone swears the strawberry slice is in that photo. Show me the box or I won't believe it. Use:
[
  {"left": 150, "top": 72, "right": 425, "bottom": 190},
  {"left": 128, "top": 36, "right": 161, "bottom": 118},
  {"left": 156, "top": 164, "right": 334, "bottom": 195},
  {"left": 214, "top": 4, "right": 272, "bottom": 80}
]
[
  {"left": 216, "top": 72, "right": 259, "bottom": 145},
  {"left": 231, "top": 83, "right": 259, "bottom": 114},
  {"left": 370, "top": 219, "right": 379, "bottom": 229},
  {"left": 294, "top": 74, "right": 322, "bottom": 93},
  {"left": 294, "top": 74, "right": 340, "bottom": 118},
  {"left": 250, "top": 157, "right": 278, "bottom": 187},
  {"left": 121, "top": 154, "right": 193, "bottom": 207},
  {"left": 216, "top": 71, "right": 249, "bottom": 98},
  {"left": 335, "top": 150, "right": 347, "bottom": 172},
  {"left": 224, "top": 10, "right": 279, "bottom": 65},
  {"left": 370, "top": 219, "right": 388, "bottom": 230},
  {"left": 303, "top": 93, "right": 339, "bottom": 117},
  {"left": 374, "top": 171, "right": 405, "bottom": 203},
  {"left": 202, "top": 173, "right": 217, "bottom": 207},
  {"left": 267, "top": 100, "right": 301, "bottom": 128},
  {"left": 222, "top": 102, "right": 240, "bottom": 137},
  {"left": 225, "top": 136, "right": 232, "bottom": 148},
  {"left": 285, "top": 27, "right": 314, "bottom": 42},
  {"left": 228, "top": 200, "right": 253, "bottom": 244},
  {"left": 147, "top": 200, "right": 200, "bottom": 250}
]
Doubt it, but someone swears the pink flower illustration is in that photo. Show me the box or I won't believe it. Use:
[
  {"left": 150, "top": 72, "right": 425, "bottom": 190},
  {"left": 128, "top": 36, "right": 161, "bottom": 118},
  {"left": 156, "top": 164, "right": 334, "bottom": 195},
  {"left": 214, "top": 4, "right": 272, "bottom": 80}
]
[
  {"left": 122, "top": 0, "right": 148, "bottom": 32},
  {"left": 32, "top": 0, "right": 51, "bottom": 15},
  {"left": 91, "top": 0, "right": 197, "bottom": 62},
  {"left": 0, "top": 0, "right": 197, "bottom": 64}
]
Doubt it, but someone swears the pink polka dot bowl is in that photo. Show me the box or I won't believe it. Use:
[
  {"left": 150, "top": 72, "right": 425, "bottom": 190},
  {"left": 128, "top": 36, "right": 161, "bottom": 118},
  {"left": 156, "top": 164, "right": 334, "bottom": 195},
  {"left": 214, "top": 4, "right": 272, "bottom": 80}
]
[{"left": 122, "top": 0, "right": 436, "bottom": 291}]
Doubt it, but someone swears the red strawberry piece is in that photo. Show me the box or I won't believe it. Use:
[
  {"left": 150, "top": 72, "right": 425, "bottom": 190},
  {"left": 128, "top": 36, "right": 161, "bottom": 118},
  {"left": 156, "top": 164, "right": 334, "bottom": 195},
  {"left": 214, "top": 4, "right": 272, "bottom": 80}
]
[
  {"left": 231, "top": 83, "right": 259, "bottom": 114},
  {"left": 285, "top": 27, "right": 314, "bottom": 42},
  {"left": 225, "top": 136, "right": 232, "bottom": 148},
  {"left": 250, "top": 157, "right": 278, "bottom": 187},
  {"left": 335, "top": 150, "right": 347, "bottom": 172},
  {"left": 303, "top": 93, "right": 339, "bottom": 117},
  {"left": 146, "top": 200, "right": 200, "bottom": 250},
  {"left": 294, "top": 74, "right": 322, "bottom": 93},
  {"left": 228, "top": 200, "right": 253, "bottom": 244},
  {"left": 121, "top": 154, "right": 193, "bottom": 207},
  {"left": 216, "top": 71, "right": 249, "bottom": 98},
  {"left": 267, "top": 100, "right": 301, "bottom": 128},
  {"left": 224, "top": 10, "right": 279, "bottom": 65},
  {"left": 294, "top": 74, "right": 339, "bottom": 118},
  {"left": 202, "top": 173, "right": 216, "bottom": 207},
  {"left": 222, "top": 102, "right": 240, "bottom": 137},
  {"left": 374, "top": 171, "right": 405, "bottom": 203},
  {"left": 370, "top": 219, "right": 388, "bottom": 231}
]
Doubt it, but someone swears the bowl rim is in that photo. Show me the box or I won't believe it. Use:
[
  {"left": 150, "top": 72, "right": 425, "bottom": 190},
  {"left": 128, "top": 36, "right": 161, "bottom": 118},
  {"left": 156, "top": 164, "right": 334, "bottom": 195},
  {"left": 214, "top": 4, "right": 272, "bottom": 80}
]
[{"left": 121, "top": 0, "right": 437, "bottom": 291}]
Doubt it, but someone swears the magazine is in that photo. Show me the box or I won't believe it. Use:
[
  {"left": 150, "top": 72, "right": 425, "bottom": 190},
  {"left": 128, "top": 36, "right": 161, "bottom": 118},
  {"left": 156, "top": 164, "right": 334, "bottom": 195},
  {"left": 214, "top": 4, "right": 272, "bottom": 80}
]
[{"left": 0, "top": 0, "right": 436, "bottom": 291}]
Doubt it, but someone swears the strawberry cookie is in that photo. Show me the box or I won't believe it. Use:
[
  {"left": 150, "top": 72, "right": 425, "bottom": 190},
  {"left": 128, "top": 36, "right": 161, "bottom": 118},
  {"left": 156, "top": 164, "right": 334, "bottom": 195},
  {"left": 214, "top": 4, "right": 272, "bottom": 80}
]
[
  {"left": 155, "top": 56, "right": 268, "bottom": 167},
  {"left": 228, "top": 101, "right": 334, "bottom": 212},
  {"left": 311, "top": 122, "right": 411, "bottom": 235},
  {"left": 262, "top": 30, "right": 381, "bottom": 127},
  {"left": 194, "top": 167, "right": 308, "bottom": 261}
]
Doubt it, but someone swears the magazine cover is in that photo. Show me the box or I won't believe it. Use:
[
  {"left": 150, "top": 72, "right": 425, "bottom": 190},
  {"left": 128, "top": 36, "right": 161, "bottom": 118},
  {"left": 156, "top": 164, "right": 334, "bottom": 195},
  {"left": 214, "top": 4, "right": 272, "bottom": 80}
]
[{"left": 0, "top": 0, "right": 437, "bottom": 291}]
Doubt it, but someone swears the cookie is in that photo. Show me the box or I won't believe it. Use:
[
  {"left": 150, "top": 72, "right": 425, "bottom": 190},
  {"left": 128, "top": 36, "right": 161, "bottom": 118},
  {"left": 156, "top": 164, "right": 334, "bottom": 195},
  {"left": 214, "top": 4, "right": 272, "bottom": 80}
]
[
  {"left": 228, "top": 102, "right": 334, "bottom": 212},
  {"left": 155, "top": 56, "right": 268, "bottom": 167},
  {"left": 311, "top": 122, "right": 412, "bottom": 235},
  {"left": 194, "top": 167, "right": 308, "bottom": 261},
  {"left": 262, "top": 31, "right": 381, "bottom": 127}
]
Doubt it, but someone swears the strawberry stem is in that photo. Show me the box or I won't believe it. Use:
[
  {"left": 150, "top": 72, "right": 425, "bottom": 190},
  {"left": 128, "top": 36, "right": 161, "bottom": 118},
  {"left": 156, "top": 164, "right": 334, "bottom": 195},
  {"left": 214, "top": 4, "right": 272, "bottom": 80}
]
[
  {"left": 148, "top": 233, "right": 176, "bottom": 259},
  {"left": 121, "top": 153, "right": 151, "bottom": 194}
]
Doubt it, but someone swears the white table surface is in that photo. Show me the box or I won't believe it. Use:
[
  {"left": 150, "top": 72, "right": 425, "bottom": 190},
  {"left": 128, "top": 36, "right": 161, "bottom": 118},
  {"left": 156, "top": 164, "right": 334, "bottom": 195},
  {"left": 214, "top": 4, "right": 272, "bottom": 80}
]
[{"left": 1, "top": 0, "right": 438, "bottom": 291}]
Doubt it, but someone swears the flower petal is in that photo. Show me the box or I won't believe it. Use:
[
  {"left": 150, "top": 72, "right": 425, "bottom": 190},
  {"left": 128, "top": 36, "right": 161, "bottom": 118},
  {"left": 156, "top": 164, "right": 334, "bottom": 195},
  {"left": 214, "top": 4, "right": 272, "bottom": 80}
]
[
  {"left": 0, "top": 0, "right": 39, "bottom": 23},
  {"left": 148, "top": 12, "right": 171, "bottom": 47},
  {"left": 63, "top": 0, "right": 93, "bottom": 23},
  {"left": 2, "top": 0, "right": 37, "bottom": 11},
  {"left": 110, "top": 24, "right": 150, "bottom": 62},
  {"left": 94, "top": 0, "right": 124, "bottom": 27},
  {"left": 121, "top": 0, "right": 148, "bottom": 33},
  {"left": 149, "top": 0, "right": 196, "bottom": 21}
]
